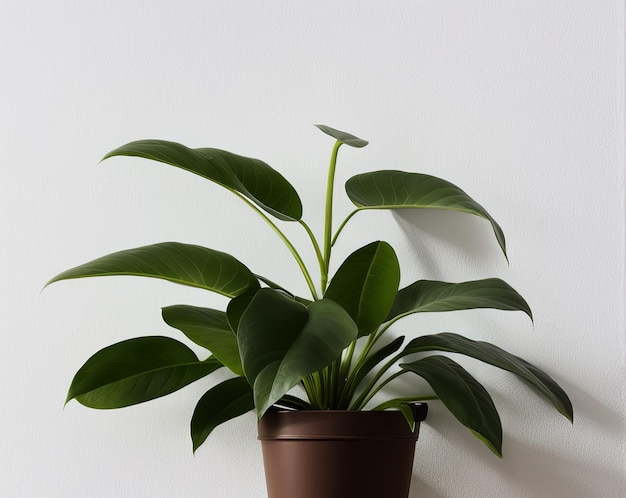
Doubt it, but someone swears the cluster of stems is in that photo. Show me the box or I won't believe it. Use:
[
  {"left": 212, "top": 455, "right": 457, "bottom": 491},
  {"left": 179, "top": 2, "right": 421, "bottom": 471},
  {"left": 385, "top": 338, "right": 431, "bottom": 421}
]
[{"left": 240, "top": 139, "right": 429, "bottom": 410}]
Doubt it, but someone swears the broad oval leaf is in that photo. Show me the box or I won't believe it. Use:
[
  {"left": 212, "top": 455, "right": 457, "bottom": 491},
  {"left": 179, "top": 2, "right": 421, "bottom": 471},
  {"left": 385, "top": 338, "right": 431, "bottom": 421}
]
[
  {"left": 46, "top": 242, "right": 259, "bottom": 298},
  {"left": 345, "top": 171, "right": 507, "bottom": 258},
  {"left": 387, "top": 278, "right": 532, "bottom": 322},
  {"left": 66, "top": 336, "right": 222, "bottom": 408},
  {"left": 103, "top": 139, "right": 303, "bottom": 221},
  {"left": 162, "top": 305, "right": 243, "bottom": 376},
  {"left": 401, "top": 333, "right": 573, "bottom": 422},
  {"left": 325, "top": 241, "right": 400, "bottom": 336},
  {"left": 315, "top": 124, "right": 368, "bottom": 148},
  {"left": 191, "top": 377, "right": 254, "bottom": 453},
  {"left": 400, "top": 355, "right": 503, "bottom": 456},
  {"left": 237, "top": 289, "right": 358, "bottom": 417}
]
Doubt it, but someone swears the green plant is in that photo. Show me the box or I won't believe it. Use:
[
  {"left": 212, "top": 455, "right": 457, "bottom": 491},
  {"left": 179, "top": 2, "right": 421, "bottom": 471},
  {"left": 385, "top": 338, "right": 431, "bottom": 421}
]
[{"left": 46, "top": 125, "right": 572, "bottom": 457}]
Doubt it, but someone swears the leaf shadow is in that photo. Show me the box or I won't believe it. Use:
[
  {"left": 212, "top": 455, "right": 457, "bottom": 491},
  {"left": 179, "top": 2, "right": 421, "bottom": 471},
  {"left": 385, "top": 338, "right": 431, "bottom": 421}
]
[{"left": 392, "top": 208, "right": 503, "bottom": 279}]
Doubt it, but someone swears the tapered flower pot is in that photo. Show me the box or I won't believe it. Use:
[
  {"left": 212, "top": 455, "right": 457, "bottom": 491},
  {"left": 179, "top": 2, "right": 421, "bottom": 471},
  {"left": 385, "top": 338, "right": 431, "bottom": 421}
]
[{"left": 258, "top": 404, "right": 427, "bottom": 498}]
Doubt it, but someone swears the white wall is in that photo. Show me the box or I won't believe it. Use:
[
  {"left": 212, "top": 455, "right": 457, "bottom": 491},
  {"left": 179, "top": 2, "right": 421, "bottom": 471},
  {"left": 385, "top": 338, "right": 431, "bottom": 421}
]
[{"left": 2, "top": 1, "right": 624, "bottom": 497}]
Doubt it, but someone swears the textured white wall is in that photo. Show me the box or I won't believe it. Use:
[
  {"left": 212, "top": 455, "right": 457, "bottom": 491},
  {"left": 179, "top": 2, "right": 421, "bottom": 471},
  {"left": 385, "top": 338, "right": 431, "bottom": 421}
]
[{"left": 2, "top": 1, "right": 624, "bottom": 497}]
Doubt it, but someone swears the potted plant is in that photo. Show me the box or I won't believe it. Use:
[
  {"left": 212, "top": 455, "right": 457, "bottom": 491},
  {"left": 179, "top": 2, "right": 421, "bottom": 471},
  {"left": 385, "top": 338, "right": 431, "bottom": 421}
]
[{"left": 46, "top": 125, "right": 573, "bottom": 498}]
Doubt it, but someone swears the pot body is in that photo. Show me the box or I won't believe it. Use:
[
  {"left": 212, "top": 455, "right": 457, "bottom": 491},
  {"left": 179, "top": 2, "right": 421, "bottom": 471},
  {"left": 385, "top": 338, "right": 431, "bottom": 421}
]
[{"left": 258, "top": 409, "right": 423, "bottom": 498}]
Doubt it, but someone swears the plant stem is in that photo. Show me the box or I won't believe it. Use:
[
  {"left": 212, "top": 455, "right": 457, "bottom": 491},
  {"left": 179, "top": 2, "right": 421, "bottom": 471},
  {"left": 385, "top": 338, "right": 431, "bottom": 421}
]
[
  {"left": 233, "top": 191, "right": 319, "bottom": 300},
  {"left": 352, "top": 370, "right": 408, "bottom": 410},
  {"left": 348, "top": 350, "right": 405, "bottom": 410},
  {"left": 331, "top": 209, "right": 360, "bottom": 247},
  {"left": 321, "top": 140, "right": 343, "bottom": 293},
  {"left": 298, "top": 219, "right": 325, "bottom": 280}
]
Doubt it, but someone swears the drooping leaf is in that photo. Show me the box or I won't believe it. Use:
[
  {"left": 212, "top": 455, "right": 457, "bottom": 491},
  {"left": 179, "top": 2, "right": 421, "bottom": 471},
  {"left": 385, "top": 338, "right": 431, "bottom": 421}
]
[
  {"left": 237, "top": 289, "right": 358, "bottom": 417},
  {"left": 315, "top": 124, "right": 368, "bottom": 148},
  {"left": 400, "top": 355, "right": 503, "bottom": 456},
  {"left": 345, "top": 171, "right": 507, "bottom": 258},
  {"left": 387, "top": 278, "right": 532, "bottom": 322},
  {"left": 191, "top": 377, "right": 254, "bottom": 453},
  {"left": 162, "top": 305, "right": 243, "bottom": 376},
  {"left": 401, "top": 333, "right": 573, "bottom": 422},
  {"left": 46, "top": 242, "right": 259, "bottom": 298},
  {"left": 66, "top": 336, "right": 222, "bottom": 409},
  {"left": 103, "top": 139, "right": 303, "bottom": 221},
  {"left": 325, "top": 241, "right": 400, "bottom": 336}
]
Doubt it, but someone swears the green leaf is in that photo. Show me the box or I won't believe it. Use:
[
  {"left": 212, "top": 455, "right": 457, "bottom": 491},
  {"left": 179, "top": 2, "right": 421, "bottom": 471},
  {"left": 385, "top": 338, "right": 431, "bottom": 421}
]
[
  {"left": 398, "top": 403, "right": 416, "bottom": 432},
  {"left": 325, "top": 241, "right": 400, "bottom": 336},
  {"left": 237, "top": 289, "right": 358, "bottom": 418},
  {"left": 345, "top": 171, "right": 507, "bottom": 258},
  {"left": 191, "top": 377, "right": 254, "bottom": 453},
  {"left": 315, "top": 124, "right": 368, "bottom": 148},
  {"left": 162, "top": 305, "right": 243, "bottom": 376},
  {"left": 67, "top": 336, "right": 222, "bottom": 409},
  {"left": 401, "top": 333, "right": 573, "bottom": 422},
  {"left": 103, "top": 139, "right": 303, "bottom": 221},
  {"left": 400, "top": 355, "right": 503, "bottom": 456},
  {"left": 387, "top": 278, "right": 532, "bottom": 322},
  {"left": 46, "top": 242, "right": 259, "bottom": 298}
]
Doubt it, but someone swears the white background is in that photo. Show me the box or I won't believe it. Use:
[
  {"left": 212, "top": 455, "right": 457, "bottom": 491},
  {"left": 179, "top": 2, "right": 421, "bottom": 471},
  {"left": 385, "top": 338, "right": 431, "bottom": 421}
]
[{"left": 2, "top": 1, "right": 624, "bottom": 497}]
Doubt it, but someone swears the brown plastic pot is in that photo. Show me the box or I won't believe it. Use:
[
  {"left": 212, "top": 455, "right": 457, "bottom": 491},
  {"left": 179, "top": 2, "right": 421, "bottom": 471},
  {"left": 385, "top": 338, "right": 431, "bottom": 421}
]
[{"left": 257, "top": 404, "right": 427, "bottom": 498}]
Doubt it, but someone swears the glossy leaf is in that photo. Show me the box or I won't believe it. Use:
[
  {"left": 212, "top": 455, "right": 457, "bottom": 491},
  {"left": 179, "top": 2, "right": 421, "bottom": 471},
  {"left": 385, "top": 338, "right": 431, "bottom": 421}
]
[
  {"left": 315, "top": 124, "right": 368, "bottom": 148},
  {"left": 191, "top": 377, "right": 254, "bottom": 452},
  {"left": 67, "top": 336, "right": 222, "bottom": 408},
  {"left": 103, "top": 139, "right": 303, "bottom": 221},
  {"left": 162, "top": 305, "right": 243, "bottom": 376},
  {"left": 325, "top": 241, "right": 400, "bottom": 336},
  {"left": 46, "top": 242, "right": 259, "bottom": 298},
  {"left": 387, "top": 278, "right": 532, "bottom": 322},
  {"left": 401, "top": 333, "right": 573, "bottom": 422},
  {"left": 345, "top": 171, "right": 507, "bottom": 257},
  {"left": 401, "top": 355, "right": 503, "bottom": 456},
  {"left": 237, "top": 289, "right": 358, "bottom": 417}
]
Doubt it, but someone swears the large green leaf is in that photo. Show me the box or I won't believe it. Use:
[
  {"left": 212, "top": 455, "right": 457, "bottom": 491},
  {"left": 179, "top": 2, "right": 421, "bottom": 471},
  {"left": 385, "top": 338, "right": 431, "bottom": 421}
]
[
  {"left": 315, "top": 124, "right": 368, "bottom": 148},
  {"left": 191, "top": 377, "right": 254, "bottom": 453},
  {"left": 345, "top": 171, "right": 507, "bottom": 258},
  {"left": 401, "top": 333, "right": 573, "bottom": 422},
  {"left": 103, "top": 139, "right": 303, "bottom": 221},
  {"left": 387, "top": 278, "right": 532, "bottom": 322},
  {"left": 46, "top": 242, "right": 259, "bottom": 298},
  {"left": 237, "top": 289, "right": 358, "bottom": 417},
  {"left": 400, "top": 355, "right": 503, "bottom": 456},
  {"left": 325, "top": 241, "right": 400, "bottom": 336},
  {"left": 66, "top": 336, "right": 222, "bottom": 408},
  {"left": 162, "top": 305, "right": 243, "bottom": 376}
]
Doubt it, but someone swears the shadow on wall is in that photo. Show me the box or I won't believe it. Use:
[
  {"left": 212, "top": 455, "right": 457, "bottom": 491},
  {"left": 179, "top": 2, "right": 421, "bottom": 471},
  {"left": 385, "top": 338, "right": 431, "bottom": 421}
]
[
  {"left": 409, "top": 379, "right": 625, "bottom": 497},
  {"left": 392, "top": 208, "right": 503, "bottom": 278},
  {"left": 409, "top": 476, "right": 447, "bottom": 498}
]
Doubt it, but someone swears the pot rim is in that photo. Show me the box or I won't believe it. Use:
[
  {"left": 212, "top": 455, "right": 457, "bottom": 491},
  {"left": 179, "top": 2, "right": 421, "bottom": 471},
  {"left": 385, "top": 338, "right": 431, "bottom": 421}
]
[{"left": 257, "top": 404, "right": 427, "bottom": 441}]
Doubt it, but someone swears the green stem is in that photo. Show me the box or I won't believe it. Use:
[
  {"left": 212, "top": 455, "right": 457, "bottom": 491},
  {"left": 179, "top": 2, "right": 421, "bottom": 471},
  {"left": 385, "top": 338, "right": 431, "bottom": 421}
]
[
  {"left": 321, "top": 140, "right": 343, "bottom": 293},
  {"left": 353, "top": 370, "right": 408, "bottom": 410},
  {"left": 299, "top": 219, "right": 325, "bottom": 279},
  {"left": 349, "top": 350, "right": 404, "bottom": 410},
  {"left": 331, "top": 209, "right": 360, "bottom": 247},
  {"left": 233, "top": 192, "right": 319, "bottom": 300}
]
